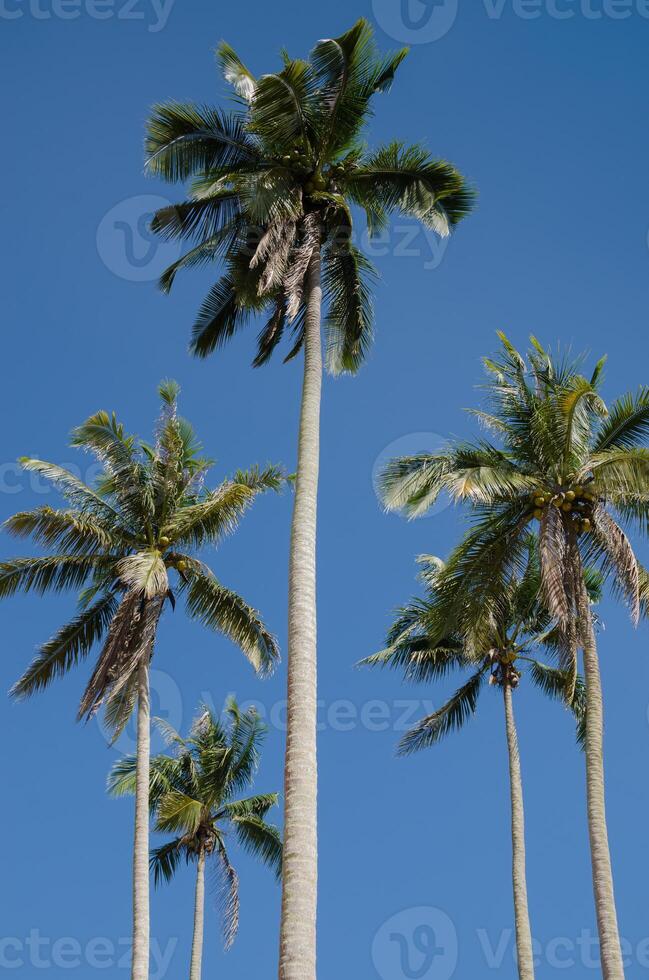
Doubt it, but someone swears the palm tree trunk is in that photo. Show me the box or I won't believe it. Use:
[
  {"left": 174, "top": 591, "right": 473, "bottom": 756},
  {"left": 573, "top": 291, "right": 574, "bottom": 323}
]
[
  {"left": 503, "top": 682, "right": 535, "bottom": 980},
  {"left": 189, "top": 847, "right": 206, "bottom": 980},
  {"left": 577, "top": 582, "right": 625, "bottom": 979},
  {"left": 278, "top": 246, "right": 322, "bottom": 980},
  {"left": 131, "top": 661, "right": 150, "bottom": 980}
]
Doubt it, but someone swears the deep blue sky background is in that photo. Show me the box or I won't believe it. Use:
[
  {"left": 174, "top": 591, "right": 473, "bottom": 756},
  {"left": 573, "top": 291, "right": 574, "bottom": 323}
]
[{"left": 2, "top": 1, "right": 649, "bottom": 977}]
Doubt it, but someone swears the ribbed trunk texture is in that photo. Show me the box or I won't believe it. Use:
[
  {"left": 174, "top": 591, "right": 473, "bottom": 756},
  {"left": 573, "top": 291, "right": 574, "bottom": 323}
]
[
  {"left": 278, "top": 247, "right": 322, "bottom": 980},
  {"left": 189, "top": 848, "right": 206, "bottom": 980},
  {"left": 578, "top": 583, "right": 625, "bottom": 979},
  {"left": 131, "top": 661, "right": 150, "bottom": 980},
  {"left": 503, "top": 683, "right": 535, "bottom": 980}
]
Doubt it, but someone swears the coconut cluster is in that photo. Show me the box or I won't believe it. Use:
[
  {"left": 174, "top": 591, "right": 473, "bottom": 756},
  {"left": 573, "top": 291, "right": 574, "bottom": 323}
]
[
  {"left": 279, "top": 145, "right": 346, "bottom": 196},
  {"left": 529, "top": 482, "right": 597, "bottom": 534},
  {"left": 488, "top": 649, "right": 521, "bottom": 688}
]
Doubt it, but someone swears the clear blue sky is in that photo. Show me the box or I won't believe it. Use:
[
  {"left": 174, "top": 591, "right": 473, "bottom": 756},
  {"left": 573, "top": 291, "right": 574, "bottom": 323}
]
[{"left": 2, "top": 1, "right": 649, "bottom": 977}]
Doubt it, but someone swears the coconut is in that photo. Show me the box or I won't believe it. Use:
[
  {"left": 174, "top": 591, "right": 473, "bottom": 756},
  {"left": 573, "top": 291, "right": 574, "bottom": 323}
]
[
  {"left": 534, "top": 496, "right": 545, "bottom": 507},
  {"left": 177, "top": 559, "right": 187, "bottom": 572},
  {"left": 159, "top": 536, "right": 170, "bottom": 547},
  {"left": 533, "top": 508, "right": 543, "bottom": 520},
  {"left": 565, "top": 490, "right": 576, "bottom": 501},
  {"left": 561, "top": 502, "right": 572, "bottom": 512}
]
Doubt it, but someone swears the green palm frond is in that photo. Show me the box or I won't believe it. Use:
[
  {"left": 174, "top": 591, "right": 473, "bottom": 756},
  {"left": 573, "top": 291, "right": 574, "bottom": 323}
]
[
  {"left": 184, "top": 572, "right": 279, "bottom": 676},
  {"left": 398, "top": 668, "right": 486, "bottom": 755},
  {"left": 11, "top": 591, "right": 118, "bottom": 700},
  {"left": 150, "top": 837, "right": 186, "bottom": 886},
  {"left": 145, "top": 102, "right": 260, "bottom": 181},
  {"left": 0, "top": 554, "right": 110, "bottom": 599},
  {"left": 231, "top": 815, "right": 283, "bottom": 878},
  {"left": 222, "top": 793, "right": 279, "bottom": 820},
  {"left": 156, "top": 790, "right": 203, "bottom": 835},
  {"left": 164, "top": 465, "right": 282, "bottom": 548},
  {"left": 593, "top": 387, "right": 649, "bottom": 452}
]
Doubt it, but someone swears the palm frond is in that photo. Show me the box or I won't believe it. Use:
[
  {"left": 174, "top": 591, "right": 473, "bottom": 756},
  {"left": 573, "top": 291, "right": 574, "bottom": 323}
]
[
  {"left": 231, "top": 815, "right": 283, "bottom": 879},
  {"left": 11, "top": 591, "right": 118, "bottom": 700},
  {"left": 184, "top": 572, "right": 279, "bottom": 676},
  {"left": 398, "top": 669, "right": 486, "bottom": 755}
]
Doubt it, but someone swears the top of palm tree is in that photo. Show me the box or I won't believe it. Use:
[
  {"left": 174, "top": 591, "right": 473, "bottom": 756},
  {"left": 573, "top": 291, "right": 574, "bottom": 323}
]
[
  {"left": 145, "top": 18, "right": 475, "bottom": 373},
  {"left": 378, "top": 334, "right": 649, "bottom": 660},
  {"left": 2, "top": 382, "right": 282, "bottom": 735},
  {"left": 109, "top": 699, "right": 282, "bottom": 949},
  {"left": 360, "top": 540, "right": 597, "bottom": 753}
]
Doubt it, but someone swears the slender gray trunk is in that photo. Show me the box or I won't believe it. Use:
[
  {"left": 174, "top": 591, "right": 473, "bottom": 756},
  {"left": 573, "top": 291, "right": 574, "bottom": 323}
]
[
  {"left": 503, "top": 683, "right": 535, "bottom": 980},
  {"left": 578, "top": 583, "right": 625, "bottom": 979},
  {"left": 278, "top": 247, "right": 322, "bottom": 980},
  {"left": 131, "top": 661, "right": 150, "bottom": 980},
  {"left": 189, "top": 848, "right": 206, "bottom": 980}
]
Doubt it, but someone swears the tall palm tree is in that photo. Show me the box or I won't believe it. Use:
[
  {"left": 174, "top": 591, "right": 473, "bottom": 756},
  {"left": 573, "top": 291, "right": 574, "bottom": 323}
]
[
  {"left": 144, "top": 20, "right": 475, "bottom": 978},
  {"left": 1, "top": 382, "right": 281, "bottom": 980},
  {"left": 379, "top": 335, "right": 649, "bottom": 979},
  {"left": 109, "top": 700, "right": 282, "bottom": 980},
  {"left": 361, "top": 544, "right": 594, "bottom": 980}
]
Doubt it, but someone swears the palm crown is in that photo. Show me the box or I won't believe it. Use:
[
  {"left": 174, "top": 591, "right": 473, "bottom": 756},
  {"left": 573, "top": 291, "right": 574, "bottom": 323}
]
[
  {"left": 361, "top": 543, "right": 595, "bottom": 753},
  {"left": 145, "top": 18, "right": 475, "bottom": 373},
  {"left": 380, "top": 335, "right": 649, "bottom": 680},
  {"left": 2, "top": 381, "right": 281, "bottom": 733},
  {"left": 109, "top": 700, "right": 282, "bottom": 949}
]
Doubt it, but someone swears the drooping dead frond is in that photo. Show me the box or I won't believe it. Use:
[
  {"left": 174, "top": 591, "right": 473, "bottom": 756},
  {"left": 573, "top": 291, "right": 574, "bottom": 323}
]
[
  {"left": 283, "top": 213, "right": 320, "bottom": 320},
  {"left": 251, "top": 221, "right": 296, "bottom": 296},
  {"left": 592, "top": 504, "right": 640, "bottom": 624},
  {"left": 77, "top": 590, "right": 164, "bottom": 722},
  {"left": 539, "top": 504, "right": 569, "bottom": 622},
  {"left": 214, "top": 842, "right": 241, "bottom": 950},
  {"left": 116, "top": 550, "right": 169, "bottom": 599}
]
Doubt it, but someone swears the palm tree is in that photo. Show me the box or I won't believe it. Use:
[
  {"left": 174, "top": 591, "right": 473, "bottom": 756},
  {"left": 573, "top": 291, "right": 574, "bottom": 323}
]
[
  {"left": 109, "top": 700, "right": 282, "bottom": 980},
  {"left": 1, "top": 382, "right": 281, "bottom": 980},
  {"left": 144, "top": 20, "right": 475, "bottom": 978},
  {"left": 361, "top": 544, "right": 594, "bottom": 980},
  {"left": 379, "top": 335, "right": 649, "bottom": 979}
]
